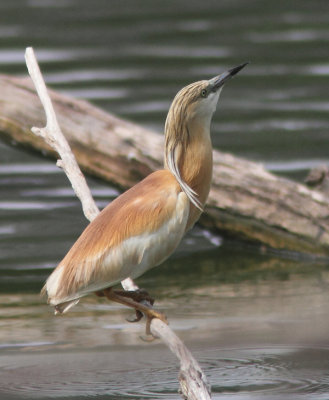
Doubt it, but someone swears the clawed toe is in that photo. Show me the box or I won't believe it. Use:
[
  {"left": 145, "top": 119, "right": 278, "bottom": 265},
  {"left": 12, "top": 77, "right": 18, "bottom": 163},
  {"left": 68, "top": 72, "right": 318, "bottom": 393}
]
[
  {"left": 140, "top": 332, "right": 157, "bottom": 342},
  {"left": 126, "top": 309, "right": 143, "bottom": 323}
]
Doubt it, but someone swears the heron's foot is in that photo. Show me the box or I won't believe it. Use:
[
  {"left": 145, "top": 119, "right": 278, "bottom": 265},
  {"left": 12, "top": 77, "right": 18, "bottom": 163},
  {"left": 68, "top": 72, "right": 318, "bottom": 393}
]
[
  {"left": 126, "top": 309, "right": 143, "bottom": 323},
  {"left": 126, "top": 302, "right": 167, "bottom": 326},
  {"left": 141, "top": 309, "right": 168, "bottom": 341},
  {"left": 128, "top": 309, "right": 167, "bottom": 339},
  {"left": 102, "top": 288, "right": 167, "bottom": 337},
  {"left": 113, "top": 288, "right": 155, "bottom": 324},
  {"left": 144, "top": 308, "right": 168, "bottom": 325}
]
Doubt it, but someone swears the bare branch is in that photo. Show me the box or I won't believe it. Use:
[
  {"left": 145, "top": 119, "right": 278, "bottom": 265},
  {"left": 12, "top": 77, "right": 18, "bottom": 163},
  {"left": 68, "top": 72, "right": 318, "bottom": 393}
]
[
  {"left": 25, "top": 46, "right": 212, "bottom": 399},
  {"left": 151, "top": 319, "right": 212, "bottom": 400},
  {"left": 25, "top": 47, "right": 99, "bottom": 222}
]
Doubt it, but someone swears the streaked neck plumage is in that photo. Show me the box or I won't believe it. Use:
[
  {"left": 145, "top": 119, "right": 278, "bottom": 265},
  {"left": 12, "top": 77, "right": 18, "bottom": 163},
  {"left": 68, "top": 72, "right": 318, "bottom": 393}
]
[{"left": 164, "top": 81, "right": 217, "bottom": 229}]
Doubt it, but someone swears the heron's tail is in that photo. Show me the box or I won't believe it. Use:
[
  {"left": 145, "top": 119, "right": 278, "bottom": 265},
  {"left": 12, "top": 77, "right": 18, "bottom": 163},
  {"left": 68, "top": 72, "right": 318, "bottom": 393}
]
[
  {"left": 53, "top": 299, "right": 80, "bottom": 314},
  {"left": 41, "top": 265, "right": 80, "bottom": 314}
]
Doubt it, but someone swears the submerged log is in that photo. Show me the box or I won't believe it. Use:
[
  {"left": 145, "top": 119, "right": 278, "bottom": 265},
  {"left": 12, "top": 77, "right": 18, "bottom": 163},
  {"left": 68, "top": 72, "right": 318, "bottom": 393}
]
[{"left": 1, "top": 74, "right": 329, "bottom": 257}]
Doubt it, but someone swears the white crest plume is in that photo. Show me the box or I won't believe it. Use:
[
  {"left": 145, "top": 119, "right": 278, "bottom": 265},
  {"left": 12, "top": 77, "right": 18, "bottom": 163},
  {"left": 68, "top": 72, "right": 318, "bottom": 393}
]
[{"left": 166, "top": 146, "right": 203, "bottom": 211}]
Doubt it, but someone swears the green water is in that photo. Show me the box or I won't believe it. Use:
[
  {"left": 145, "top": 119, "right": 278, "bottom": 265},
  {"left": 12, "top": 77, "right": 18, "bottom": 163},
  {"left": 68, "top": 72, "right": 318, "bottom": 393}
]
[{"left": 1, "top": 0, "right": 329, "bottom": 398}]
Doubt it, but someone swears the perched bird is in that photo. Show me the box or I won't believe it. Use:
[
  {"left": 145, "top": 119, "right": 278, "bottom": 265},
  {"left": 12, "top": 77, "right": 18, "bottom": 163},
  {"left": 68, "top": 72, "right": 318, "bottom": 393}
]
[{"left": 43, "top": 63, "right": 248, "bottom": 323}]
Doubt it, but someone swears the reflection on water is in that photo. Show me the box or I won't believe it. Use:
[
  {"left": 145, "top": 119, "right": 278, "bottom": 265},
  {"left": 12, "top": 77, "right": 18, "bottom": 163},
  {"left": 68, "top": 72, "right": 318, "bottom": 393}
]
[
  {"left": 2, "top": 345, "right": 329, "bottom": 400},
  {"left": 1, "top": 249, "right": 329, "bottom": 399}
]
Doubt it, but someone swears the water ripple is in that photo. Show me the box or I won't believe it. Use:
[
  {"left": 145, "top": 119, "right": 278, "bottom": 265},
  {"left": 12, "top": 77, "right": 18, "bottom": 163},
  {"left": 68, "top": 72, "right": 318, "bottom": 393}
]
[
  {"left": 0, "top": 341, "right": 54, "bottom": 349},
  {"left": 248, "top": 29, "right": 329, "bottom": 43},
  {"left": 44, "top": 68, "right": 143, "bottom": 84},
  {"left": 0, "top": 163, "right": 60, "bottom": 175},
  {"left": 61, "top": 87, "right": 129, "bottom": 100},
  {"left": 0, "top": 25, "right": 21, "bottom": 37},
  {"left": 126, "top": 45, "right": 231, "bottom": 58},
  {"left": 122, "top": 100, "right": 169, "bottom": 114},
  {"left": 305, "top": 64, "right": 329, "bottom": 76},
  {"left": 27, "top": 0, "right": 76, "bottom": 8},
  {"left": 0, "top": 200, "right": 76, "bottom": 210},
  {"left": 202, "top": 347, "right": 329, "bottom": 397},
  {"left": 0, "top": 47, "right": 112, "bottom": 64},
  {"left": 0, "top": 225, "right": 16, "bottom": 235},
  {"left": 1, "top": 346, "right": 329, "bottom": 399},
  {"left": 177, "top": 19, "right": 214, "bottom": 32},
  {"left": 21, "top": 186, "right": 119, "bottom": 198},
  {"left": 265, "top": 159, "right": 329, "bottom": 172}
]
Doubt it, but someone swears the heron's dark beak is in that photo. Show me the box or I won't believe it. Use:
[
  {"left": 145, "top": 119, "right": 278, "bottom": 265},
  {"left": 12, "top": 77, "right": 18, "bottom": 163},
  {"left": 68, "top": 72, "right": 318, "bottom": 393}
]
[{"left": 209, "top": 62, "right": 249, "bottom": 91}]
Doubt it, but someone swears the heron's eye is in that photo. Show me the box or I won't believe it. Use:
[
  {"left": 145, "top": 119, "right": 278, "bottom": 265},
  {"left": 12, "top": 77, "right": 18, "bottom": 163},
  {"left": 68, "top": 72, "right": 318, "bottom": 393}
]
[{"left": 201, "top": 89, "right": 207, "bottom": 98}]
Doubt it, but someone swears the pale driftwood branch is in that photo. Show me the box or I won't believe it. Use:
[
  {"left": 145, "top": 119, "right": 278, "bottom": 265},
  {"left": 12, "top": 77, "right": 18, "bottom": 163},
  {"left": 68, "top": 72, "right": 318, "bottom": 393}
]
[
  {"left": 24, "top": 47, "right": 211, "bottom": 400},
  {"left": 25, "top": 47, "right": 99, "bottom": 222},
  {"left": 151, "top": 319, "right": 211, "bottom": 400},
  {"left": 1, "top": 73, "right": 329, "bottom": 256}
]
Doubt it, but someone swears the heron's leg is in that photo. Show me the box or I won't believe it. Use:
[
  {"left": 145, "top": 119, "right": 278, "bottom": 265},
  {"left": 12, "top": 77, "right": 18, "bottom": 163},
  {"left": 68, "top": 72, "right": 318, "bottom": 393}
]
[
  {"left": 102, "top": 288, "right": 168, "bottom": 327},
  {"left": 112, "top": 288, "right": 155, "bottom": 305},
  {"left": 95, "top": 288, "right": 154, "bottom": 305},
  {"left": 95, "top": 288, "right": 155, "bottom": 322}
]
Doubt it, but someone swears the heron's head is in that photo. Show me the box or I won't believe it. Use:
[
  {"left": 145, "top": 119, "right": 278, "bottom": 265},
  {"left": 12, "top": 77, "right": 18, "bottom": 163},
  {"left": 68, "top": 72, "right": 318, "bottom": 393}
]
[
  {"left": 164, "top": 63, "right": 248, "bottom": 210},
  {"left": 165, "top": 62, "right": 248, "bottom": 138}
]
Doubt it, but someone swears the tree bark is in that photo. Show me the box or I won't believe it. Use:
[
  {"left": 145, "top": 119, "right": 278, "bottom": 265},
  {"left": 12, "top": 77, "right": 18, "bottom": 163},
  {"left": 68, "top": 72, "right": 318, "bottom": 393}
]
[{"left": 1, "top": 73, "right": 329, "bottom": 257}]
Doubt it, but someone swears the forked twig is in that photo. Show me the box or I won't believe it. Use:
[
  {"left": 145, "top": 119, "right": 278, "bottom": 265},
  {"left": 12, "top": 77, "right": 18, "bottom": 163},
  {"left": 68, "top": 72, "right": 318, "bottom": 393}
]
[
  {"left": 25, "top": 46, "right": 211, "bottom": 400},
  {"left": 25, "top": 48, "right": 99, "bottom": 222}
]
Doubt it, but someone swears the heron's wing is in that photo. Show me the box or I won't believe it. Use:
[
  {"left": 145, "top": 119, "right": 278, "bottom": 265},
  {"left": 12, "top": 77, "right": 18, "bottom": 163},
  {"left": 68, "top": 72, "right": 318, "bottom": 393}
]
[{"left": 44, "top": 170, "right": 189, "bottom": 308}]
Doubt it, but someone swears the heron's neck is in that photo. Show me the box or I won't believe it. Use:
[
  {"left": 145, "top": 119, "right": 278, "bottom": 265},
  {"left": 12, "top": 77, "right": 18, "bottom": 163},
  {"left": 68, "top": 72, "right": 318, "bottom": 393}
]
[
  {"left": 180, "top": 117, "right": 213, "bottom": 203},
  {"left": 164, "top": 115, "right": 213, "bottom": 227}
]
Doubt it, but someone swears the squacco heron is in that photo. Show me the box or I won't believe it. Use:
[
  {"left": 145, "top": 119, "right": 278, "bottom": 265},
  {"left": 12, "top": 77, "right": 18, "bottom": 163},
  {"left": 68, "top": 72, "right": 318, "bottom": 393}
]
[{"left": 43, "top": 63, "right": 248, "bottom": 325}]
